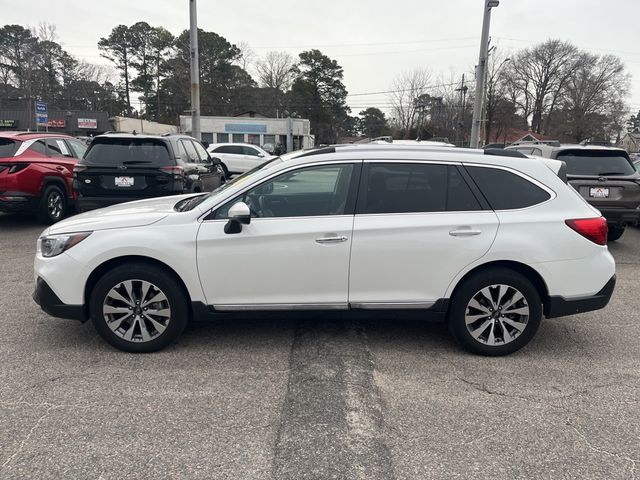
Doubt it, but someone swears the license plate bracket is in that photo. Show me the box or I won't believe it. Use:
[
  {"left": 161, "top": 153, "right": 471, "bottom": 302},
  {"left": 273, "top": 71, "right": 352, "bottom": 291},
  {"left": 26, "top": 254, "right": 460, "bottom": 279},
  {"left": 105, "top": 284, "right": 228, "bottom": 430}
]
[
  {"left": 115, "top": 176, "right": 134, "bottom": 187},
  {"left": 589, "top": 187, "right": 609, "bottom": 198}
]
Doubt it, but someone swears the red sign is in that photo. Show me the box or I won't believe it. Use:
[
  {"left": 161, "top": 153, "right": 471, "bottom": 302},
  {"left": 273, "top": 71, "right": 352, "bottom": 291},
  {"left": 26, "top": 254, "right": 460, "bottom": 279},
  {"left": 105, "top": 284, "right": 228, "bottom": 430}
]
[
  {"left": 47, "top": 119, "right": 66, "bottom": 128},
  {"left": 78, "top": 118, "right": 97, "bottom": 129}
]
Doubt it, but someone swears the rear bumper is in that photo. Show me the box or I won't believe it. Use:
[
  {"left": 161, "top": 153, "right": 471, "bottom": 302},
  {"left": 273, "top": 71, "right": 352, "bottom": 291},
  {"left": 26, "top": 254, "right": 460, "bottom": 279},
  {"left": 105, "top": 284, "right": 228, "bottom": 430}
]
[
  {"left": 33, "top": 277, "right": 87, "bottom": 322},
  {"left": 76, "top": 194, "right": 178, "bottom": 212},
  {"left": 545, "top": 275, "right": 616, "bottom": 318},
  {"left": 0, "top": 192, "right": 38, "bottom": 213},
  {"left": 597, "top": 207, "right": 640, "bottom": 227}
]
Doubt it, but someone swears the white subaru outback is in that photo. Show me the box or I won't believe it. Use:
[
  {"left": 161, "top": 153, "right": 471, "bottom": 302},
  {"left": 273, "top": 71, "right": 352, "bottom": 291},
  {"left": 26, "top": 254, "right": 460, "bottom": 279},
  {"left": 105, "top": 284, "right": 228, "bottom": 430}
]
[{"left": 33, "top": 145, "right": 616, "bottom": 355}]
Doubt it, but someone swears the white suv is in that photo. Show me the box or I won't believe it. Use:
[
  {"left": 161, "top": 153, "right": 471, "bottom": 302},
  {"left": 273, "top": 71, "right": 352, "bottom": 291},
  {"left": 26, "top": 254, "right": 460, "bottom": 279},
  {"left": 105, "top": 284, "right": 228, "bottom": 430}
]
[
  {"left": 33, "top": 145, "right": 616, "bottom": 355},
  {"left": 206, "top": 143, "right": 273, "bottom": 176}
]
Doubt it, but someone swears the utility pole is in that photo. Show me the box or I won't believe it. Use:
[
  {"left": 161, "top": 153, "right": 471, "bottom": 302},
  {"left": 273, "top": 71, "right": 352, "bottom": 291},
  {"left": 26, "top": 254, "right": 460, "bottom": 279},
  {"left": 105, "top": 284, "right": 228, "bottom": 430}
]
[
  {"left": 470, "top": 0, "right": 499, "bottom": 148},
  {"left": 455, "top": 74, "right": 468, "bottom": 147},
  {"left": 189, "top": 0, "right": 201, "bottom": 140}
]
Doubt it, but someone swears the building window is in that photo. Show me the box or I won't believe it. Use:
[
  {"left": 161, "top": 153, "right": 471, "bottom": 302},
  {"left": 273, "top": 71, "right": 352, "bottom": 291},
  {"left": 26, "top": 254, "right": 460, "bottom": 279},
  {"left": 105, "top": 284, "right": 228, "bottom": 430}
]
[
  {"left": 232, "top": 133, "right": 244, "bottom": 143},
  {"left": 247, "top": 134, "right": 260, "bottom": 145},
  {"left": 201, "top": 132, "right": 213, "bottom": 144},
  {"left": 216, "top": 133, "right": 229, "bottom": 143}
]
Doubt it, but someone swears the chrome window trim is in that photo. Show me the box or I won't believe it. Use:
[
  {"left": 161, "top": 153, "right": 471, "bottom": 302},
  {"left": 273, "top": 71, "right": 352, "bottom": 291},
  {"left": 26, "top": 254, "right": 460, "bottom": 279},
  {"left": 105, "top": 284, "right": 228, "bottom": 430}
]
[{"left": 214, "top": 303, "right": 348, "bottom": 311}]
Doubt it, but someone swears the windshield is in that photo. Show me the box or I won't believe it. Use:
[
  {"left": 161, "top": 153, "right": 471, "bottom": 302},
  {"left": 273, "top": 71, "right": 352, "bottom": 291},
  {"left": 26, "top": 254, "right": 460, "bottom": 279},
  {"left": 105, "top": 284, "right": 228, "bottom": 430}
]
[
  {"left": 174, "top": 157, "right": 283, "bottom": 212},
  {"left": 82, "top": 138, "right": 172, "bottom": 166},
  {"left": 0, "top": 138, "right": 20, "bottom": 158},
  {"left": 557, "top": 150, "right": 635, "bottom": 176}
]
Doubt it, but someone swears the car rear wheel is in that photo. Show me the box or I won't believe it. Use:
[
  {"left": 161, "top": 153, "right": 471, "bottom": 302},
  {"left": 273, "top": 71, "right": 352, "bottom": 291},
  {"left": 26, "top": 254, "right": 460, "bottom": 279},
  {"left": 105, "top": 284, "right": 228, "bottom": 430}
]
[
  {"left": 90, "top": 263, "right": 189, "bottom": 353},
  {"left": 607, "top": 226, "right": 625, "bottom": 242},
  {"left": 37, "top": 184, "right": 67, "bottom": 224},
  {"left": 448, "top": 268, "right": 542, "bottom": 356}
]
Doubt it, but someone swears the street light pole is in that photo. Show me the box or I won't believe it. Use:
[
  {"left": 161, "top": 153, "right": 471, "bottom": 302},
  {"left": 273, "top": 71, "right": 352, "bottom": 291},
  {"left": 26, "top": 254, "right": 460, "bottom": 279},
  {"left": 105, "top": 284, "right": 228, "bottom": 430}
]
[
  {"left": 470, "top": 0, "right": 499, "bottom": 149},
  {"left": 189, "top": 0, "right": 201, "bottom": 140}
]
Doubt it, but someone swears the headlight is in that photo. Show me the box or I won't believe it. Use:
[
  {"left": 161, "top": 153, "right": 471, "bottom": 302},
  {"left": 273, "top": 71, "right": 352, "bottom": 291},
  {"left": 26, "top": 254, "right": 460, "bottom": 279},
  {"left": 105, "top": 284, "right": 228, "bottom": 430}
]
[{"left": 38, "top": 232, "right": 92, "bottom": 258}]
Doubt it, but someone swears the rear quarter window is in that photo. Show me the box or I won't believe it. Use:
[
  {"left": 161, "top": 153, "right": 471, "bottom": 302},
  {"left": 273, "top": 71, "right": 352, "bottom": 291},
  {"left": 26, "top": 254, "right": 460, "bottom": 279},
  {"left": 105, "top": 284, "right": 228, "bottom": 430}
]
[
  {"left": 0, "top": 138, "right": 20, "bottom": 157},
  {"left": 466, "top": 166, "right": 551, "bottom": 210},
  {"left": 82, "top": 138, "right": 172, "bottom": 166}
]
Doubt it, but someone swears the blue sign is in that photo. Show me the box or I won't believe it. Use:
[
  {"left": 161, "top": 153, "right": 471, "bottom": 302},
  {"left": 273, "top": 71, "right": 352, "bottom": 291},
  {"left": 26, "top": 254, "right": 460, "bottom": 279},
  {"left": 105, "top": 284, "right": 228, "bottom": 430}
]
[
  {"left": 35, "top": 101, "right": 48, "bottom": 125},
  {"left": 225, "top": 123, "right": 267, "bottom": 134}
]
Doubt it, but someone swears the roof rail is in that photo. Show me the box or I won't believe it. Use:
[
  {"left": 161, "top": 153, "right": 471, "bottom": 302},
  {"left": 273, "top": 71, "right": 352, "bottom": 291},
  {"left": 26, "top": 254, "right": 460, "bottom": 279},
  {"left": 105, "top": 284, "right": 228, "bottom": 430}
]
[
  {"left": 484, "top": 148, "right": 527, "bottom": 158},
  {"left": 295, "top": 146, "right": 336, "bottom": 158}
]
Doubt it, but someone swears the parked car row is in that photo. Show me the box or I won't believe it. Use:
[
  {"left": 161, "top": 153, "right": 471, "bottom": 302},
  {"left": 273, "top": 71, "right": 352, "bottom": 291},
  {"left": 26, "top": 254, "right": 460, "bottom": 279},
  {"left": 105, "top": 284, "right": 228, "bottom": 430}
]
[
  {"left": 506, "top": 142, "right": 640, "bottom": 241},
  {"left": 0, "top": 131, "right": 225, "bottom": 223}
]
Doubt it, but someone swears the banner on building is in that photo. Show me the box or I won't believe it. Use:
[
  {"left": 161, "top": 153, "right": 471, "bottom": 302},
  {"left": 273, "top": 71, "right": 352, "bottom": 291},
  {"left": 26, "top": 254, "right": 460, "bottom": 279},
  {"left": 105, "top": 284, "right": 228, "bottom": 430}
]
[{"left": 78, "top": 118, "right": 97, "bottom": 129}]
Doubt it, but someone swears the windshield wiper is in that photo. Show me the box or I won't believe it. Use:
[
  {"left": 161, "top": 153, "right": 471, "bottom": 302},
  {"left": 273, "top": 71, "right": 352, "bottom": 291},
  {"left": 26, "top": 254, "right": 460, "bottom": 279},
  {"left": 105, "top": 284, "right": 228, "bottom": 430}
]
[
  {"left": 596, "top": 171, "right": 625, "bottom": 176},
  {"left": 122, "top": 160, "right": 153, "bottom": 165}
]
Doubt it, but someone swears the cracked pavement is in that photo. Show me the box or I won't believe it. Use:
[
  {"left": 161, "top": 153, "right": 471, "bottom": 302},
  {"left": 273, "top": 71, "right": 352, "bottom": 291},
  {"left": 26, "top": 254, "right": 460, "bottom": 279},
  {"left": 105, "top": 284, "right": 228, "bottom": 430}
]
[{"left": 1, "top": 212, "right": 639, "bottom": 479}]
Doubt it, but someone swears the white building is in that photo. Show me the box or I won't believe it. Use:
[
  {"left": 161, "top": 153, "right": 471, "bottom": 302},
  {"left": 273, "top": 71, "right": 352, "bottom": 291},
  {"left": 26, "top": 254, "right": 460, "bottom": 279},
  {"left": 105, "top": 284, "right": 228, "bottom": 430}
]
[
  {"left": 110, "top": 116, "right": 178, "bottom": 135},
  {"left": 180, "top": 112, "right": 314, "bottom": 152}
]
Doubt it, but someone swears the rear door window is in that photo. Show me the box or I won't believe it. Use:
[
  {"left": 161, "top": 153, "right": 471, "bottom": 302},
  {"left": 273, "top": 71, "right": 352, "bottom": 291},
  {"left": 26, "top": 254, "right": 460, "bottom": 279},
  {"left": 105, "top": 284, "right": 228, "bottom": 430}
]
[
  {"left": 358, "top": 163, "right": 481, "bottom": 214},
  {"left": 28, "top": 140, "right": 47, "bottom": 155},
  {"left": 180, "top": 139, "right": 200, "bottom": 163},
  {"left": 556, "top": 150, "right": 635, "bottom": 176},
  {"left": 466, "top": 166, "right": 551, "bottom": 210},
  {"left": 0, "top": 139, "right": 20, "bottom": 157},
  {"left": 46, "top": 139, "right": 73, "bottom": 158},
  {"left": 82, "top": 138, "right": 172, "bottom": 166}
]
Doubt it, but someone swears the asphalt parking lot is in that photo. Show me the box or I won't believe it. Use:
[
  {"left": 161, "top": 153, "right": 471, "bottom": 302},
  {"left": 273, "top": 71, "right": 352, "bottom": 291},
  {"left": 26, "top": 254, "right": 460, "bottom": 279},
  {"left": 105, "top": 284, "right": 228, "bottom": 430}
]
[{"left": 1, "top": 212, "right": 638, "bottom": 480}]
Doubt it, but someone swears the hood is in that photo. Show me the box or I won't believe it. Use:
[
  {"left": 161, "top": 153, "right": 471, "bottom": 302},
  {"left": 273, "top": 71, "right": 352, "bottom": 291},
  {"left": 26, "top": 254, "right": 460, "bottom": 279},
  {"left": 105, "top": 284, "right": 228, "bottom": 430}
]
[{"left": 47, "top": 194, "right": 197, "bottom": 234}]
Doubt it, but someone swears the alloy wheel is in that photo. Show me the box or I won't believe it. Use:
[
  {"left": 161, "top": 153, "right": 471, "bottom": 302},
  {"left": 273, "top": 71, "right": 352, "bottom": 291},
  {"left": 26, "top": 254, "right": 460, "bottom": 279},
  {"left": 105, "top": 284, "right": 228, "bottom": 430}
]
[
  {"left": 464, "top": 284, "right": 529, "bottom": 346},
  {"left": 102, "top": 279, "right": 171, "bottom": 343},
  {"left": 47, "top": 192, "right": 63, "bottom": 219}
]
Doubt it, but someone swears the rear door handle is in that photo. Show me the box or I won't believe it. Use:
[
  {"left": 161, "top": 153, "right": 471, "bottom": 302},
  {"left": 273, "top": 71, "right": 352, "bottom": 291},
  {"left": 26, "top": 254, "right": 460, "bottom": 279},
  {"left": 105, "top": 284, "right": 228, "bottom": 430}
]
[
  {"left": 316, "top": 235, "right": 348, "bottom": 244},
  {"left": 449, "top": 228, "right": 482, "bottom": 237}
]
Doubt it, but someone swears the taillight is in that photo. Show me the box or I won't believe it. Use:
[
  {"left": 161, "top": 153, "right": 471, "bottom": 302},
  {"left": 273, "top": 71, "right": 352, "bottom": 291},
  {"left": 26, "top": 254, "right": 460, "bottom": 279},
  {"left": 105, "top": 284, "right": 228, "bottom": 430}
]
[
  {"left": 161, "top": 165, "right": 184, "bottom": 177},
  {"left": 7, "top": 163, "right": 28, "bottom": 174},
  {"left": 73, "top": 164, "right": 87, "bottom": 179},
  {"left": 565, "top": 217, "right": 608, "bottom": 245}
]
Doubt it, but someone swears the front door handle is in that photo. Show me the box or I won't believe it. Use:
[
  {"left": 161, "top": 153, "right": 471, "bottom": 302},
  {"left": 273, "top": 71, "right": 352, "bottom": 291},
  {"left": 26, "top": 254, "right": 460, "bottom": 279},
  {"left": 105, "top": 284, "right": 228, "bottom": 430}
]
[
  {"left": 316, "top": 235, "right": 348, "bottom": 244},
  {"left": 449, "top": 228, "right": 482, "bottom": 237}
]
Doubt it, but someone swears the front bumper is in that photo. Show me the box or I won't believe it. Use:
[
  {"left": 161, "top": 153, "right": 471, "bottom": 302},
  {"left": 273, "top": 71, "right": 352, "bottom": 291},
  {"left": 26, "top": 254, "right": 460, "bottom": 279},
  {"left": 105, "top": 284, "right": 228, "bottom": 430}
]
[
  {"left": 544, "top": 275, "right": 616, "bottom": 318},
  {"left": 33, "top": 277, "right": 87, "bottom": 322},
  {"left": 597, "top": 207, "right": 640, "bottom": 227}
]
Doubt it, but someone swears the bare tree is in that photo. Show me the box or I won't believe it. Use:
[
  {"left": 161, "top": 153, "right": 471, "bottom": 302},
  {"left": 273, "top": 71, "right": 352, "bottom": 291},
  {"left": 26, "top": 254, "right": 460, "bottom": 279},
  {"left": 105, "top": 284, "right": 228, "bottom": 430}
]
[
  {"left": 503, "top": 39, "right": 580, "bottom": 133},
  {"left": 255, "top": 51, "right": 297, "bottom": 91},
  {"left": 235, "top": 41, "right": 256, "bottom": 73},
  {"left": 561, "top": 53, "right": 629, "bottom": 142},
  {"left": 389, "top": 68, "right": 432, "bottom": 138}
]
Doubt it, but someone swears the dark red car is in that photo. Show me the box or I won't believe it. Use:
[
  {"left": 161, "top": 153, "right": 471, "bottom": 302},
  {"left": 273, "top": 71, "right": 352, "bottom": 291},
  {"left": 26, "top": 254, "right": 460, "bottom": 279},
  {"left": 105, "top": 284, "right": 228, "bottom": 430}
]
[{"left": 0, "top": 132, "right": 88, "bottom": 223}]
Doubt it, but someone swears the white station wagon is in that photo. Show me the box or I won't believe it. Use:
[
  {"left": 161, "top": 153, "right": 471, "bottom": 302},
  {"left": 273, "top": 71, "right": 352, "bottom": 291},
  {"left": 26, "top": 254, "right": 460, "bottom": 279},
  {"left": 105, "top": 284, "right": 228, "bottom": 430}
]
[{"left": 34, "top": 144, "right": 615, "bottom": 355}]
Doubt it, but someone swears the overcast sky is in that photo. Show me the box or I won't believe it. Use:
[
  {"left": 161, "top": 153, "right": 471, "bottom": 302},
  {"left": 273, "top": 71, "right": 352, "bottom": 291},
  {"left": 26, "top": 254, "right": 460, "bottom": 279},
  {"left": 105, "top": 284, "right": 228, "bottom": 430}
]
[{"left": 4, "top": 0, "right": 640, "bottom": 115}]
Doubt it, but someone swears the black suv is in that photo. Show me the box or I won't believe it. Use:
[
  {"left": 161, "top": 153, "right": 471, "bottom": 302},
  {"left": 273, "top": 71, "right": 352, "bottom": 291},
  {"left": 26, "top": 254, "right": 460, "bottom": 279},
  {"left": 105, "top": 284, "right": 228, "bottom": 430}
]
[
  {"left": 74, "top": 133, "right": 225, "bottom": 212},
  {"left": 507, "top": 143, "right": 640, "bottom": 241}
]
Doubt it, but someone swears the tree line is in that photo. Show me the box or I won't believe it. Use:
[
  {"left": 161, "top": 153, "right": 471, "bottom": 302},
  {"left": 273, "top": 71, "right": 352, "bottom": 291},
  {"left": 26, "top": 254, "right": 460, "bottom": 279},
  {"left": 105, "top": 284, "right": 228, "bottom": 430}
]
[{"left": 0, "top": 22, "right": 634, "bottom": 145}]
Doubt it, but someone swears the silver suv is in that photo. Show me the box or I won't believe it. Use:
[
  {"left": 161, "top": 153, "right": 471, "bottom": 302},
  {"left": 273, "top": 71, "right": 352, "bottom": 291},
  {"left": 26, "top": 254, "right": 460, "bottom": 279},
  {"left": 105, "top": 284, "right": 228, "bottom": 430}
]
[{"left": 507, "top": 143, "right": 640, "bottom": 241}]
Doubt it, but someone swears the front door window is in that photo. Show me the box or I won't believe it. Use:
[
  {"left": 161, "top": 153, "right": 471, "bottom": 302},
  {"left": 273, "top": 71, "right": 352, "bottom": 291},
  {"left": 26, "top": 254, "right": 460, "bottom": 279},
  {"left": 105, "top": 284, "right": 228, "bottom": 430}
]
[{"left": 215, "top": 164, "right": 355, "bottom": 219}]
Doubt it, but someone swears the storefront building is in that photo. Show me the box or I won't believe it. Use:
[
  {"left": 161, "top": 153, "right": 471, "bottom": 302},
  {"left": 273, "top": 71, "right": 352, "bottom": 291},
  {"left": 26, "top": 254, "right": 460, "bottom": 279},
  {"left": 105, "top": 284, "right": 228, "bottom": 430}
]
[
  {"left": 0, "top": 109, "right": 110, "bottom": 136},
  {"left": 180, "top": 113, "right": 314, "bottom": 152}
]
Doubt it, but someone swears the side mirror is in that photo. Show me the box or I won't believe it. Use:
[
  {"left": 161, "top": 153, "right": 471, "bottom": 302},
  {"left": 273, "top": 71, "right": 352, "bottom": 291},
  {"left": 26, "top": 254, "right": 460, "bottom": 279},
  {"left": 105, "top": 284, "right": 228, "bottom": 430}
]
[
  {"left": 257, "top": 153, "right": 265, "bottom": 158},
  {"left": 224, "top": 201, "right": 251, "bottom": 234}
]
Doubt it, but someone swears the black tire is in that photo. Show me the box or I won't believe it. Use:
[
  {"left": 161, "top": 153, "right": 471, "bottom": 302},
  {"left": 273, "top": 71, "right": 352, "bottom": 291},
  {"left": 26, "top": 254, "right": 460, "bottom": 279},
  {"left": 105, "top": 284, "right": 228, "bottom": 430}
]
[
  {"left": 448, "top": 268, "right": 542, "bottom": 356},
  {"left": 37, "top": 184, "right": 67, "bottom": 224},
  {"left": 90, "top": 263, "right": 189, "bottom": 353},
  {"left": 220, "top": 162, "right": 230, "bottom": 178},
  {"left": 607, "top": 226, "right": 625, "bottom": 242}
]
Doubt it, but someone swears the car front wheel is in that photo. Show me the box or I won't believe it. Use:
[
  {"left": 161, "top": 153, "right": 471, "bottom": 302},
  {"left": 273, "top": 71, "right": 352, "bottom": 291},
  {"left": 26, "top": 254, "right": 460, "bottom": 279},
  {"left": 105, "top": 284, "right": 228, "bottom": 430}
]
[
  {"left": 90, "top": 263, "right": 189, "bottom": 353},
  {"left": 448, "top": 268, "right": 542, "bottom": 356}
]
